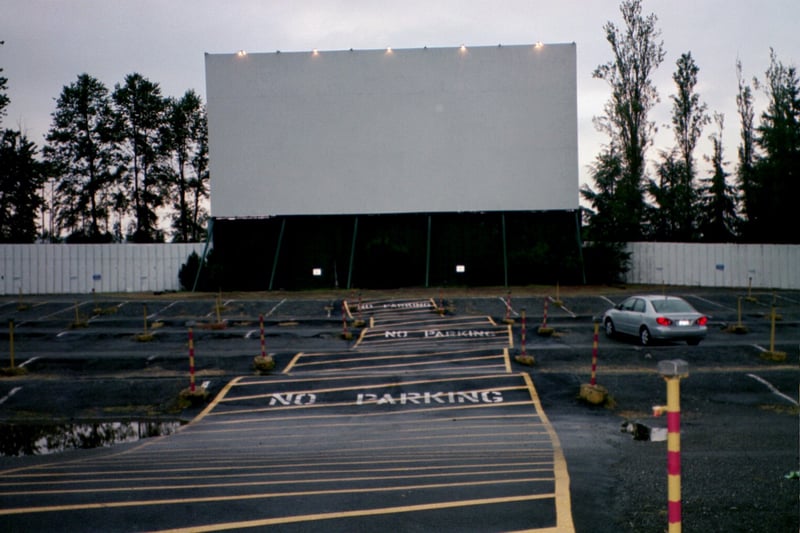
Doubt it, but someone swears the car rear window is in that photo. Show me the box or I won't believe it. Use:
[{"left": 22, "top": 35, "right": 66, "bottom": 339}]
[{"left": 651, "top": 299, "right": 694, "bottom": 313}]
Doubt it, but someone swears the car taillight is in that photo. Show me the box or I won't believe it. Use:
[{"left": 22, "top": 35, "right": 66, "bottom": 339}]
[
  {"left": 656, "top": 317, "right": 672, "bottom": 326},
  {"left": 695, "top": 316, "right": 708, "bottom": 326}
]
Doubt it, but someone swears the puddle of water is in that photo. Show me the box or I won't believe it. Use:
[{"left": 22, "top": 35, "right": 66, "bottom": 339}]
[{"left": 0, "top": 420, "right": 183, "bottom": 456}]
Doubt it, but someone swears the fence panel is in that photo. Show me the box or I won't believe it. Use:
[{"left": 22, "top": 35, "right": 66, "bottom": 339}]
[
  {"left": 626, "top": 242, "right": 800, "bottom": 289},
  {"left": 0, "top": 244, "right": 205, "bottom": 295}
]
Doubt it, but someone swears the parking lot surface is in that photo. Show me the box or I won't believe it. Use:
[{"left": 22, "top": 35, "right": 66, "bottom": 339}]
[{"left": 0, "top": 287, "right": 798, "bottom": 531}]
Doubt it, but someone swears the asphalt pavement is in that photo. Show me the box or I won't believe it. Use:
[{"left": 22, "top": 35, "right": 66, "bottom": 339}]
[{"left": 0, "top": 287, "right": 798, "bottom": 532}]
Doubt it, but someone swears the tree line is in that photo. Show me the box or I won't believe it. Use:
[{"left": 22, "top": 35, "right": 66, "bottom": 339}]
[
  {"left": 583, "top": 0, "right": 799, "bottom": 254},
  {"left": 0, "top": 43, "right": 208, "bottom": 243}
]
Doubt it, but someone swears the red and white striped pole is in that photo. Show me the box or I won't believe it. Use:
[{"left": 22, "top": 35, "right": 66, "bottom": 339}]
[
  {"left": 341, "top": 301, "right": 349, "bottom": 338},
  {"left": 542, "top": 298, "right": 549, "bottom": 328},
  {"left": 188, "top": 327, "right": 196, "bottom": 393},
  {"left": 590, "top": 322, "right": 600, "bottom": 386},
  {"left": 655, "top": 359, "right": 689, "bottom": 533},
  {"left": 520, "top": 308, "right": 527, "bottom": 356},
  {"left": 259, "top": 314, "right": 266, "bottom": 358}
]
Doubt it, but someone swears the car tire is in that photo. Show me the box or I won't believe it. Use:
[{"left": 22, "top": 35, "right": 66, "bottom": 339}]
[
  {"left": 687, "top": 339, "right": 701, "bottom": 346},
  {"left": 604, "top": 318, "right": 615, "bottom": 337},
  {"left": 639, "top": 326, "right": 651, "bottom": 346}
]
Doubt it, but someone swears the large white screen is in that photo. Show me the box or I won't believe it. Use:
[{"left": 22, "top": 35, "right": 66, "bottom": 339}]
[{"left": 206, "top": 43, "right": 578, "bottom": 217}]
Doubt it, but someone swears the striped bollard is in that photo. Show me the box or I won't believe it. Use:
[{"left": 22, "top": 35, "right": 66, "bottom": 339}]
[
  {"left": 538, "top": 297, "right": 554, "bottom": 336},
  {"left": 655, "top": 359, "right": 689, "bottom": 533},
  {"left": 341, "top": 301, "right": 352, "bottom": 340},
  {"left": 542, "top": 298, "right": 549, "bottom": 328},
  {"left": 579, "top": 322, "right": 607, "bottom": 404},
  {"left": 259, "top": 314, "right": 266, "bottom": 358},
  {"left": 188, "top": 327, "right": 196, "bottom": 393},
  {"left": 590, "top": 322, "right": 599, "bottom": 386},
  {"left": 521, "top": 308, "right": 527, "bottom": 355}
]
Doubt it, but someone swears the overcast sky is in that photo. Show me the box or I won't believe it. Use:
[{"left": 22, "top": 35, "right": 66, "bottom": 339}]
[{"left": 2, "top": 0, "right": 797, "bottom": 190}]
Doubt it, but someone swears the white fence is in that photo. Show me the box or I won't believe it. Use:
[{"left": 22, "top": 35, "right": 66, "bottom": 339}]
[
  {"left": 0, "top": 243, "right": 205, "bottom": 295},
  {"left": 1, "top": 242, "right": 797, "bottom": 295},
  {"left": 626, "top": 242, "right": 800, "bottom": 289}
]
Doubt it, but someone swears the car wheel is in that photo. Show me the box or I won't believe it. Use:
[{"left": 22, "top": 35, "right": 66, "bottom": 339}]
[
  {"left": 687, "top": 339, "right": 701, "bottom": 346},
  {"left": 639, "top": 326, "right": 651, "bottom": 346},
  {"left": 604, "top": 318, "right": 615, "bottom": 337}
]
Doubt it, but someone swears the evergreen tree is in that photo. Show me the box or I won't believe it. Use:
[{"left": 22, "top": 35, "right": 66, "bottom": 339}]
[
  {"left": 699, "top": 113, "right": 738, "bottom": 241},
  {"left": 747, "top": 49, "right": 800, "bottom": 243},
  {"left": 160, "top": 90, "right": 209, "bottom": 242},
  {"left": 0, "top": 40, "right": 46, "bottom": 242},
  {"left": 587, "top": 0, "right": 666, "bottom": 241},
  {"left": 648, "top": 52, "right": 709, "bottom": 241},
  {"left": 735, "top": 60, "right": 759, "bottom": 238},
  {"left": 0, "top": 40, "right": 8, "bottom": 123},
  {"left": 44, "top": 74, "right": 118, "bottom": 242},
  {"left": 0, "top": 130, "right": 46, "bottom": 242},
  {"left": 113, "top": 73, "right": 168, "bottom": 242}
]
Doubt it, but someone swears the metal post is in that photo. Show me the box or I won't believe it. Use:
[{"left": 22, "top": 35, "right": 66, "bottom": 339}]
[
  {"left": 542, "top": 298, "right": 549, "bottom": 328},
  {"left": 8, "top": 319, "right": 15, "bottom": 369},
  {"left": 347, "top": 216, "right": 358, "bottom": 290},
  {"left": 268, "top": 218, "right": 286, "bottom": 291},
  {"left": 590, "top": 322, "right": 599, "bottom": 386},
  {"left": 501, "top": 213, "right": 508, "bottom": 288},
  {"left": 188, "top": 328, "right": 196, "bottom": 393},
  {"left": 769, "top": 306, "right": 777, "bottom": 352},
  {"left": 341, "top": 301, "right": 349, "bottom": 339},
  {"left": 259, "top": 314, "right": 266, "bottom": 358},
  {"left": 425, "top": 215, "right": 432, "bottom": 288},
  {"left": 657, "top": 359, "right": 689, "bottom": 533},
  {"left": 737, "top": 297, "right": 743, "bottom": 328}
]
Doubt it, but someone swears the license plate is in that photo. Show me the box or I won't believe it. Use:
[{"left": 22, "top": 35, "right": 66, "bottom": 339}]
[{"left": 677, "top": 319, "right": 691, "bottom": 326}]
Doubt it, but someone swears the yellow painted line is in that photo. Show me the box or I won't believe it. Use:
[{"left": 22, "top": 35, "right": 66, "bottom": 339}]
[
  {"left": 184, "top": 376, "right": 243, "bottom": 426},
  {"left": 522, "top": 372, "right": 575, "bottom": 532},
  {"left": 0, "top": 477, "right": 553, "bottom": 516},
  {"left": 282, "top": 352, "right": 304, "bottom": 374},
  {"left": 290, "top": 354, "right": 505, "bottom": 372},
  {"left": 0, "top": 461, "right": 556, "bottom": 488},
  {"left": 361, "top": 318, "right": 504, "bottom": 332},
  {"left": 200, "top": 409, "right": 543, "bottom": 426},
  {"left": 195, "top": 412, "right": 543, "bottom": 431},
  {"left": 273, "top": 345, "right": 503, "bottom": 360},
  {"left": 3, "top": 468, "right": 554, "bottom": 497},
  {"left": 146, "top": 427, "right": 555, "bottom": 451},
  {"left": 2, "top": 457, "right": 552, "bottom": 484},
  {"left": 504, "top": 347, "right": 512, "bottom": 372},
  {"left": 227, "top": 372, "right": 521, "bottom": 393},
  {"left": 506, "top": 323, "right": 513, "bottom": 347},
  {"left": 206, "top": 399, "right": 537, "bottom": 418},
  {"left": 287, "top": 349, "right": 503, "bottom": 365},
  {"left": 353, "top": 325, "right": 369, "bottom": 347},
  {"left": 182, "top": 419, "right": 545, "bottom": 438},
  {"left": 154, "top": 494, "right": 557, "bottom": 532}
]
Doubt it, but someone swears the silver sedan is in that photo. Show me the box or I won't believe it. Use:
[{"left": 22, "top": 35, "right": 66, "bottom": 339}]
[{"left": 602, "top": 295, "right": 708, "bottom": 346}]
